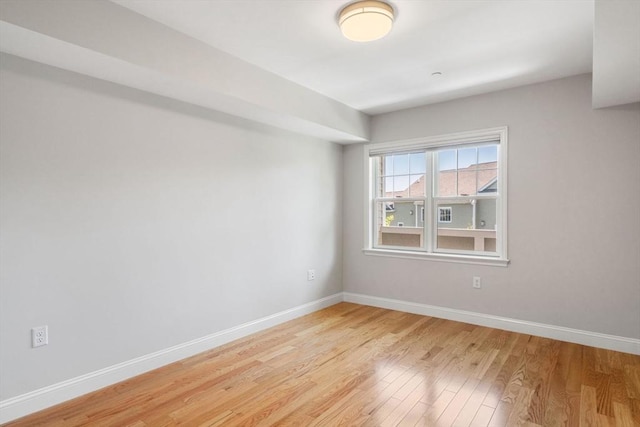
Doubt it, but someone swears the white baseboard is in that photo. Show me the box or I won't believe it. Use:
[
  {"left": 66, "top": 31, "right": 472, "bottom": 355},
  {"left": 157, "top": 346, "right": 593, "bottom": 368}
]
[
  {"left": 343, "top": 292, "right": 640, "bottom": 356},
  {"left": 0, "top": 293, "right": 343, "bottom": 424},
  {"left": 3, "top": 291, "right": 638, "bottom": 423}
]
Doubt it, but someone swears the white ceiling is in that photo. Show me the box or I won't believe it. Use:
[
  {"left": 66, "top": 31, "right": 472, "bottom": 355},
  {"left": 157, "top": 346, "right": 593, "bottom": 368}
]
[
  {"left": 1, "top": 0, "right": 638, "bottom": 143},
  {"left": 113, "top": 0, "right": 595, "bottom": 114}
]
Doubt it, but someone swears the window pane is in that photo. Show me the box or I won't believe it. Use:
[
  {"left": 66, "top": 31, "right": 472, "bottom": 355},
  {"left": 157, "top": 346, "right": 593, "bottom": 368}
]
[
  {"left": 435, "top": 200, "right": 497, "bottom": 253},
  {"left": 477, "top": 168, "right": 498, "bottom": 193},
  {"left": 409, "top": 153, "right": 426, "bottom": 174},
  {"left": 457, "top": 147, "right": 477, "bottom": 169},
  {"left": 381, "top": 176, "right": 394, "bottom": 197},
  {"left": 477, "top": 145, "right": 498, "bottom": 193},
  {"left": 376, "top": 201, "right": 423, "bottom": 248},
  {"left": 457, "top": 170, "right": 476, "bottom": 196},
  {"left": 438, "top": 150, "right": 456, "bottom": 171},
  {"left": 457, "top": 147, "right": 478, "bottom": 196},
  {"left": 433, "top": 145, "right": 499, "bottom": 196},
  {"left": 438, "top": 170, "right": 456, "bottom": 196},
  {"left": 393, "top": 175, "right": 410, "bottom": 197},
  {"left": 393, "top": 154, "right": 409, "bottom": 175},
  {"left": 436, "top": 150, "right": 456, "bottom": 197},
  {"left": 409, "top": 174, "right": 425, "bottom": 197},
  {"left": 476, "top": 198, "right": 497, "bottom": 231},
  {"left": 384, "top": 155, "right": 393, "bottom": 175},
  {"left": 478, "top": 145, "right": 498, "bottom": 164}
]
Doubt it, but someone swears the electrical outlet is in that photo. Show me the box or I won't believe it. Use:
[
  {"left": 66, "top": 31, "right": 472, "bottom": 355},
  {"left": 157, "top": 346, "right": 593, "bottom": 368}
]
[
  {"left": 472, "top": 276, "right": 481, "bottom": 289},
  {"left": 32, "top": 325, "right": 48, "bottom": 348},
  {"left": 307, "top": 269, "right": 316, "bottom": 281}
]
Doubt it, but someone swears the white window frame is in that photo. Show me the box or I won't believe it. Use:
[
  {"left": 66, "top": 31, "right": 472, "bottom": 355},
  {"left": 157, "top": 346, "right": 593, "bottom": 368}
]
[
  {"left": 363, "top": 127, "right": 509, "bottom": 267},
  {"left": 438, "top": 207, "right": 452, "bottom": 223}
]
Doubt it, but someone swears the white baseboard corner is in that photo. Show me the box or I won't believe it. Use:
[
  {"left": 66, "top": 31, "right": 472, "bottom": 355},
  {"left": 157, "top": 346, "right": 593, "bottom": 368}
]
[
  {"left": 0, "top": 293, "right": 343, "bottom": 424},
  {"left": 343, "top": 292, "right": 640, "bottom": 356}
]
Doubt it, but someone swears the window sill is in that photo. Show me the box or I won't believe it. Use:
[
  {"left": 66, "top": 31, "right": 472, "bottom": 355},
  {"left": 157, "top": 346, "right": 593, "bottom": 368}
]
[{"left": 362, "top": 248, "right": 510, "bottom": 267}]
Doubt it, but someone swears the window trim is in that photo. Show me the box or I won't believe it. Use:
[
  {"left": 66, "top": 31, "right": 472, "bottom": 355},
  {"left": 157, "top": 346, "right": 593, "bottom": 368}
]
[{"left": 363, "top": 126, "right": 509, "bottom": 267}]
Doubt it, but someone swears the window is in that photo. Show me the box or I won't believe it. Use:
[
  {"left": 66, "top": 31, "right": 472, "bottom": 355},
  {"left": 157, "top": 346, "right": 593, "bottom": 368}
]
[
  {"left": 438, "top": 207, "right": 452, "bottom": 223},
  {"left": 364, "top": 127, "right": 508, "bottom": 266}
]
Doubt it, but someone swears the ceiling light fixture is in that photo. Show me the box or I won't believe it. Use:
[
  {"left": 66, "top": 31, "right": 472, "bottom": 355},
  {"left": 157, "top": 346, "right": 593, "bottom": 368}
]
[{"left": 339, "top": 1, "right": 394, "bottom": 42}]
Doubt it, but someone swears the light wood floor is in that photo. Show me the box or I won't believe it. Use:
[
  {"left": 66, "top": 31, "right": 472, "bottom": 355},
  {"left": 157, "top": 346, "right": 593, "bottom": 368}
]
[{"left": 5, "top": 303, "right": 640, "bottom": 426}]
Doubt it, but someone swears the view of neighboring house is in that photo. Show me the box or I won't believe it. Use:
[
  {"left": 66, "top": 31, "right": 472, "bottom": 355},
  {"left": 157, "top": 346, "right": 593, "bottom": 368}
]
[{"left": 380, "top": 161, "right": 499, "bottom": 252}]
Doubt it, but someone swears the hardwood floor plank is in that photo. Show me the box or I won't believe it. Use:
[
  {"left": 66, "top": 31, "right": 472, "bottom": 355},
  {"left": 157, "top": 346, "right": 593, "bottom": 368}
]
[
  {"left": 397, "top": 401, "right": 428, "bottom": 427},
  {"left": 504, "top": 386, "right": 534, "bottom": 426},
  {"left": 4, "top": 303, "right": 639, "bottom": 427},
  {"left": 422, "top": 389, "right": 456, "bottom": 425},
  {"left": 613, "top": 401, "right": 635, "bottom": 427},
  {"left": 623, "top": 364, "right": 640, "bottom": 400},
  {"left": 595, "top": 372, "right": 615, "bottom": 417},
  {"left": 474, "top": 349, "right": 500, "bottom": 380},
  {"left": 526, "top": 339, "right": 560, "bottom": 424},
  {"left": 452, "top": 381, "right": 494, "bottom": 426},
  {"left": 487, "top": 400, "right": 512, "bottom": 427},
  {"left": 580, "top": 385, "right": 599, "bottom": 427},
  {"left": 438, "top": 377, "right": 479, "bottom": 425},
  {"left": 470, "top": 404, "right": 495, "bottom": 426},
  {"left": 483, "top": 354, "right": 519, "bottom": 409},
  {"left": 380, "top": 382, "right": 424, "bottom": 427},
  {"left": 369, "top": 396, "right": 403, "bottom": 426}
]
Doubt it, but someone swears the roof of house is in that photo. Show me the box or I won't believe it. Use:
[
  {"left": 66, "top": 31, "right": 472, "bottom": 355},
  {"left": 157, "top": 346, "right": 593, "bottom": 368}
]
[{"left": 386, "top": 162, "right": 498, "bottom": 198}]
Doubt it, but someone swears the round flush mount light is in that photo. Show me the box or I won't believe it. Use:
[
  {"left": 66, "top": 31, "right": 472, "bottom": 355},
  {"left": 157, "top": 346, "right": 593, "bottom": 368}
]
[{"left": 339, "top": 1, "right": 394, "bottom": 42}]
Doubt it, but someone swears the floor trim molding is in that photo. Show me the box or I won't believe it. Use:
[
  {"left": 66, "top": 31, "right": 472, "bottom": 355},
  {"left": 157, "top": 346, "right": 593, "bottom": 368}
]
[
  {"left": 3, "top": 291, "right": 638, "bottom": 423},
  {"left": 0, "top": 293, "right": 343, "bottom": 424},
  {"left": 343, "top": 292, "right": 640, "bottom": 356}
]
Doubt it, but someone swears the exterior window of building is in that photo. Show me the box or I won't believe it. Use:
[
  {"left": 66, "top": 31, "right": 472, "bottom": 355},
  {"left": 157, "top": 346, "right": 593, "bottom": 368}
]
[
  {"left": 364, "top": 127, "right": 508, "bottom": 266},
  {"left": 438, "top": 207, "right": 452, "bottom": 223}
]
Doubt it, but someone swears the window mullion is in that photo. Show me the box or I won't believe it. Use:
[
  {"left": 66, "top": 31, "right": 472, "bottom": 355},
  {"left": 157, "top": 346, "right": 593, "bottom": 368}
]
[
  {"left": 371, "top": 157, "right": 378, "bottom": 247},
  {"left": 455, "top": 149, "right": 459, "bottom": 197},
  {"left": 475, "top": 147, "right": 479, "bottom": 198},
  {"left": 425, "top": 152, "right": 434, "bottom": 252}
]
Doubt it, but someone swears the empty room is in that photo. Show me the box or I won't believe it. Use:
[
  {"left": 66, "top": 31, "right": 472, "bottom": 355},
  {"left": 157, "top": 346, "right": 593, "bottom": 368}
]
[{"left": 1, "top": 0, "right": 639, "bottom": 425}]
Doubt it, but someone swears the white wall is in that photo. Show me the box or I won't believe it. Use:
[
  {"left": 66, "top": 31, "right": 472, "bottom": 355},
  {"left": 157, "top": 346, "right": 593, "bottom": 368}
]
[
  {"left": 0, "top": 54, "right": 343, "bottom": 400},
  {"left": 2, "top": 52, "right": 639, "bottom": 412},
  {"left": 343, "top": 74, "right": 640, "bottom": 340}
]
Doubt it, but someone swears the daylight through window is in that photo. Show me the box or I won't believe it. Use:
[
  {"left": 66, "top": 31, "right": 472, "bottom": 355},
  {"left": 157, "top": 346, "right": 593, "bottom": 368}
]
[{"left": 365, "top": 127, "right": 508, "bottom": 264}]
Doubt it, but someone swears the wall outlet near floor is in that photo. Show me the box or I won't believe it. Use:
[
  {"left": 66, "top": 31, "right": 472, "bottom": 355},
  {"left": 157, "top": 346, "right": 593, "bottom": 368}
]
[
  {"left": 32, "top": 325, "right": 48, "bottom": 348},
  {"left": 472, "top": 276, "right": 481, "bottom": 289},
  {"left": 307, "top": 269, "right": 316, "bottom": 281}
]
